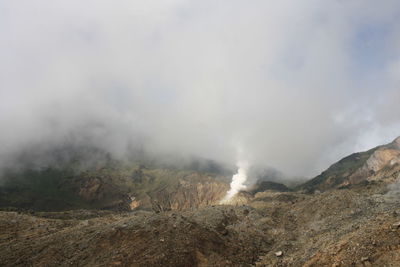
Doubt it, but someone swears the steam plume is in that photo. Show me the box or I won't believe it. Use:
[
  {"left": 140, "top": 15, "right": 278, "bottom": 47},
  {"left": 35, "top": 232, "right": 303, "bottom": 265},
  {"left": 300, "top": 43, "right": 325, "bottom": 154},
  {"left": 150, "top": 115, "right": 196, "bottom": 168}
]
[{"left": 221, "top": 161, "right": 249, "bottom": 204}]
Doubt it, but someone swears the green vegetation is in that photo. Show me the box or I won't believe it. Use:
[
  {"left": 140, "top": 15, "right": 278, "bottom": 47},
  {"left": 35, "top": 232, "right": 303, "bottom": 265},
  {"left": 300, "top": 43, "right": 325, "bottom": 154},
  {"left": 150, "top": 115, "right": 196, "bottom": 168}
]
[{"left": 0, "top": 168, "right": 88, "bottom": 211}]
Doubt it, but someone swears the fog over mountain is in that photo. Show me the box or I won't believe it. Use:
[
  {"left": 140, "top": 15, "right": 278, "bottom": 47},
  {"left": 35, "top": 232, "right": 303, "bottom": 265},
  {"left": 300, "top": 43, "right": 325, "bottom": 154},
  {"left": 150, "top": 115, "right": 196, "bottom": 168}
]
[{"left": 1, "top": 0, "right": 400, "bottom": 177}]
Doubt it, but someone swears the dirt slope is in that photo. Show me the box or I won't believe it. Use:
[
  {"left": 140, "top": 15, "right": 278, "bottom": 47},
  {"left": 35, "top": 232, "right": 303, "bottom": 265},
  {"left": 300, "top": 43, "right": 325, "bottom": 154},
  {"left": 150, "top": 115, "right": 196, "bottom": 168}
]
[{"left": 0, "top": 206, "right": 269, "bottom": 267}]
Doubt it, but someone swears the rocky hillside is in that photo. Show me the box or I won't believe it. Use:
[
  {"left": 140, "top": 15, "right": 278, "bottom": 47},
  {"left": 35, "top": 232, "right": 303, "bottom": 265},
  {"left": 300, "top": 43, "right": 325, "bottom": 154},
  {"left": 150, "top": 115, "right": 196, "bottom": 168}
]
[{"left": 300, "top": 136, "right": 400, "bottom": 193}]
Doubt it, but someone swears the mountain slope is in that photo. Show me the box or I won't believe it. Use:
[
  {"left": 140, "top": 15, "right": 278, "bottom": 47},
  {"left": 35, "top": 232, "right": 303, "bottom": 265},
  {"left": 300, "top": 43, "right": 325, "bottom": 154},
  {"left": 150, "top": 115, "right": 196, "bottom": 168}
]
[{"left": 299, "top": 136, "right": 400, "bottom": 192}]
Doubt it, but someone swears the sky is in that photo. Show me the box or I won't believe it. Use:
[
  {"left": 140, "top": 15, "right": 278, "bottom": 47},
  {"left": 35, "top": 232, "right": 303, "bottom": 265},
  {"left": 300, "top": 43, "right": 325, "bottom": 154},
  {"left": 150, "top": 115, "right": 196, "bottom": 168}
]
[{"left": 0, "top": 0, "right": 400, "bottom": 177}]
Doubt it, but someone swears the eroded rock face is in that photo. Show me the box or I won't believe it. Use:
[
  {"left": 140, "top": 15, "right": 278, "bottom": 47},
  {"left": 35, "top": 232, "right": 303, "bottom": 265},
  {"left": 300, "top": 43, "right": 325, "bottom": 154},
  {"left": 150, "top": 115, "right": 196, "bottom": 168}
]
[
  {"left": 146, "top": 175, "right": 229, "bottom": 212},
  {"left": 365, "top": 149, "right": 400, "bottom": 172},
  {"left": 348, "top": 148, "right": 400, "bottom": 185}
]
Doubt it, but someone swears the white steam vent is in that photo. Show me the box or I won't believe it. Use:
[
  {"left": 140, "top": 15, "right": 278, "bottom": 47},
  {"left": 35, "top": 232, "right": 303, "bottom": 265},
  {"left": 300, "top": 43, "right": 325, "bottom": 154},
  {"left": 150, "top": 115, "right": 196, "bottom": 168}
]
[{"left": 220, "top": 161, "right": 249, "bottom": 204}]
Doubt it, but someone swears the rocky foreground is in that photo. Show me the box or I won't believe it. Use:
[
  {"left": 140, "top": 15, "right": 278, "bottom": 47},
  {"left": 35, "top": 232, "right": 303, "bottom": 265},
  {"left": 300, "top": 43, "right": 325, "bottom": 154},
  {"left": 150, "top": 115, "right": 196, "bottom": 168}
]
[
  {"left": 1, "top": 137, "right": 400, "bottom": 266},
  {"left": 1, "top": 181, "right": 400, "bottom": 266}
]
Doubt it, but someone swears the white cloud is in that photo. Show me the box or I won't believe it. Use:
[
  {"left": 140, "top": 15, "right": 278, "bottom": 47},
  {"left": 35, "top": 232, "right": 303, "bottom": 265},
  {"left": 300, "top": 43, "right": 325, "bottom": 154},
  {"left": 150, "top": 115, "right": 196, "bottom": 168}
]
[{"left": 0, "top": 0, "right": 400, "bottom": 176}]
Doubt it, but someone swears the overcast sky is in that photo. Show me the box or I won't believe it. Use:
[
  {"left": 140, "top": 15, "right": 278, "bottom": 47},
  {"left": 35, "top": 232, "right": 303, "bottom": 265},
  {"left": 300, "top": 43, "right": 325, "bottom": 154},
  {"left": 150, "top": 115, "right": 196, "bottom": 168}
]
[{"left": 1, "top": 0, "right": 400, "bottom": 176}]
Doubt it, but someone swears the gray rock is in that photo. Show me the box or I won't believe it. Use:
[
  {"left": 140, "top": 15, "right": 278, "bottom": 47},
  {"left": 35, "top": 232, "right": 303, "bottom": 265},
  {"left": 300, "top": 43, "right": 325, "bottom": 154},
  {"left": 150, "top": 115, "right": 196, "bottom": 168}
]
[{"left": 275, "top": 251, "right": 283, "bottom": 257}]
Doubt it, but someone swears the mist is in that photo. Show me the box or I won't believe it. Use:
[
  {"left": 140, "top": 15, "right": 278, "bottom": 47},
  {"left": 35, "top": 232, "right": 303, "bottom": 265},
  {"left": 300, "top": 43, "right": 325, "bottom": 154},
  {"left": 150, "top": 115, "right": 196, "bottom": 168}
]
[{"left": 1, "top": 0, "right": 400, "bottom": 177}]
